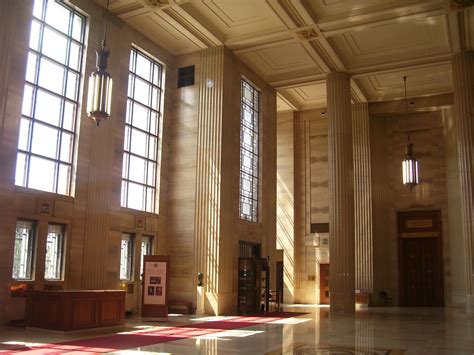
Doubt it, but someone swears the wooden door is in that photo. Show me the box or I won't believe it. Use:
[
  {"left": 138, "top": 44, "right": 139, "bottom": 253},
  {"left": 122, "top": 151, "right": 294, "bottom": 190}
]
[
  {"left": 320, "top": 264, "right": 330, "bottom": 304},
  {"left": 398, "top": 210, "right": 444, "bottom": 306}
]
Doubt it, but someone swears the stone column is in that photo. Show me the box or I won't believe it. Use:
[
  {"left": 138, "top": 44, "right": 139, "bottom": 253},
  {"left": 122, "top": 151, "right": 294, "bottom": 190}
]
[
  {"left": 452, "top": 51, "right": 474, "bottom": 312},
  {"left": 352, "top": 103, "right": 373, "bottom": 300},
  {"left": 327, "top": 72, "right": 355, "bottom": 313}
]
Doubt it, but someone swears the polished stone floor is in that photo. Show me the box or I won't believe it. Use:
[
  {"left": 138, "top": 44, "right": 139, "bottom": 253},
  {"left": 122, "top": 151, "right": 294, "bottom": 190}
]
[{"left": 0, "top": 305, "right": 473, "bottom": 354}]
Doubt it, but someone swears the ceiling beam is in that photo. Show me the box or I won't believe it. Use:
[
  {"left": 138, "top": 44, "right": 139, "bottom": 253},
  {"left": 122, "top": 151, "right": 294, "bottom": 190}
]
[
  {"left": 350, "top": 55, "right": 452, "bottom": 78},
  {"left": 317, "top": 1, "right": 444, "bottom": 37}
]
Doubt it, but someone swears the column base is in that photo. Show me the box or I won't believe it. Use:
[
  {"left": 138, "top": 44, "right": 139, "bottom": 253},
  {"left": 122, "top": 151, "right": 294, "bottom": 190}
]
[{"left": 196, "top": 286, "right": 205, "bottom": 315}]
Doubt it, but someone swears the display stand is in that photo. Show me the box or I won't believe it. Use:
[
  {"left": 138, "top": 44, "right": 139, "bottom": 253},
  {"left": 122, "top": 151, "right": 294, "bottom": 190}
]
[{"left": 141, "top": 255, "right": 169, "bottom": 321}]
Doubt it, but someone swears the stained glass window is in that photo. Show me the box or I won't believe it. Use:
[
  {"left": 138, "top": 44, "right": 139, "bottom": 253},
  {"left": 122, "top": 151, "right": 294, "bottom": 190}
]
[{"left": 239, "top": 79, "right": 260, "bottom": 222}]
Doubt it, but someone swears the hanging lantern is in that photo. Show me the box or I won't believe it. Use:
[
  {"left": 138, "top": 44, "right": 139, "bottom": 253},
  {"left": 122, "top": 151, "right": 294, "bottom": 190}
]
[
  {"left": 87, "top": 45, "right": 112, "bottom": 126},
  {"left": 402, "top": 142, "right": 419, "bottom": 189},
  {"left": 86, "top": 0, "right": 112, "bottom": 126},
  {"left": 401, "top": 76, "right": 420, "bottom": 190}
]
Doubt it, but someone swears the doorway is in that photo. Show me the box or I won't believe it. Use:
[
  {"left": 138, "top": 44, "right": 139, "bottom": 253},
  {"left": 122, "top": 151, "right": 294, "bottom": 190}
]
[
  {"left": 319, "top": 263, "right": 330, "bottom": 304},
  {"left": 398, "top": 210, "right": 444, "bottom": 306},
  {"left": 276, "top": 261, "right": 284, "bottom": 303}
]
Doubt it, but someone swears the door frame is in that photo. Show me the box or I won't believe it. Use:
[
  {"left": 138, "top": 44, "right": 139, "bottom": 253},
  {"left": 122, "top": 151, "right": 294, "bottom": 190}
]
[{"left": 397, "top": 209, "right": 444, "bottom": 306}]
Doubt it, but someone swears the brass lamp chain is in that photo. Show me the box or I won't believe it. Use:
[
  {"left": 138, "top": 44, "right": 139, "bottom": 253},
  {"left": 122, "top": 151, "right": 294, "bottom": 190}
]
[
  {"left": 102, "top": 0, "right": 110, "bottom": 48},
  {"left": 403, "top": 76, "right": 409, "bottom": 143}
]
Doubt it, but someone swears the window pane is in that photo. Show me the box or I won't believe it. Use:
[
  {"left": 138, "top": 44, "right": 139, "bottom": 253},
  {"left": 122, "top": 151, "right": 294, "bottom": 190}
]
[
  {"left": 147, "top": 162, "right": 156, "bottom": 186},
  {"left": 18, "top": 118, "right": 31, "bottom": 151},
  {"left": 128, "top": 155, "right": 146, "bottom": 184},
  {"left": 45, "top": 224, "right": 64, "bottom": 280},
  {"left": 122, "top": 153, "right": 129, "bottom": 179},
  {"left": 151, "top": 87, "right": 159, "bottom": 111},
  {"left": 22, "top": 85, "right": 34, "bottom": 117},
  {"left": 34, "top": 90, "right": 61, "bottom": 126},
  {"left": 57, "top": 164, "right": 70, "bottom": 195},
  {"left": 45, "top": 1, "right": 70, "bottom": 34},
  {"left": 60, "top": 131, "right": 73, "bottom": 163},
  {"left": 72, "top": 14, "right": 83, "bottom": 41},
  {"left": 135, "top": 53, "right": 151, "bottom": 81},
  {"left": 120, "top": 234, "right": 133, "bottom": 281},
  {"left": 133, "top": 77, "right": 150, "bottom": 106},
  {"left": 130, "top": 128, "right": 147, "bottom": 157},
  {"left": 38, "top": 58, "right": 64, "bottom": 94},
  {"left": 150, "top": 112, "right": 159, "bottom": 136},
  {"left": 63, "top": 101, "right": 76, "bottom": 131},
  {"left": 121, "top": 181, "right": 128, "bottom": 207},
  {"left": 33, "top": 0, "right": 43, "bottom": 19},
  {"left": 140, "top": 236, "right": 153, "bottom": 280},
  {"left": 148, "top": 136, "right": 157, "bottom": 160},
  {"left": 28, "top": 155, "right": 55, "bottom": 192},
  {"left": 131, "top": 102, "right": 148, "bottom": 131},
  {"left": 127, "top": 182, "right": 145, "bottom": 210},
  {"left": 66, "top": 71, "right": 78, "bottom": 99},
  {"left": 12, "top": 220, "right": 35, "bottom": 280},
  {"left": 31, "top": 122, "right": 59, "bottom": 159},
  {"left": 146, "top": 188, "right": 155, "bottom": 213},
  {"left": 42, "top": 27, "right": 68, "bottom": 64},
  {"left": 26, "top": 52, "right": 38, "bottom": 83},
  {"left": 15, "top": 153, "right": 28, "bottom": 187},
  {"left": 69, "top": 42, "right": 81, "bottom": 71}
]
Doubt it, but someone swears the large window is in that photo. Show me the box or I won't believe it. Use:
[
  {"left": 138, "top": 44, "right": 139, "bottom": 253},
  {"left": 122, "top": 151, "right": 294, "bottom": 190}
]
[
  {"left": 121, "top": 47, "right": 163, "bottom": 213},
  {"left": 44, "top": 224, "right": 65, "bottom": 280},
  {"left": 15, "top": 0, "right": 86, "bottom": 195},
  {"left": 120, "top": 234, "right": 134, "bottom": 281},
  {"left": 239, "top": 79, "right": 260, "bottom": 222},
  {"left": 12, "top": 220, "right": 36, "bottom": 280},
  {"left": 140, "top": 236, "right": 153, "bottom": 280}
]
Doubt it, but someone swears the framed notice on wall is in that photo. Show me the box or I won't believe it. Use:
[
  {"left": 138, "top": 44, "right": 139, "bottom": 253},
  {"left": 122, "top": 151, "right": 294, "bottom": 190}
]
[{"left": 141, "top": 255, "right": 169, "bottom": 320}]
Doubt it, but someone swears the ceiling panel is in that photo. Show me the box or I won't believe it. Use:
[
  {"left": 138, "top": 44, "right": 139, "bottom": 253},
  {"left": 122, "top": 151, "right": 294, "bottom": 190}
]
[
  {"left": 181, "top": 0, "right": 288, "bottom": 42},
  {"left": 123, "top": 12, "right": 203, "bottom": 55},
  {"left": 329, "top": 15, "right": 450, "bottom": 68},
  {"left": 302, "top": 0, "right": 424, "bottom": 22},
  {"left": 279, "top": 83, "right": 327, "bottom": 111},
  {"left": 238, "top": 42, "right": 324, "bottom": 83},
  {"left": 356, "top": 63, "right": 452, "bottom": 102}
]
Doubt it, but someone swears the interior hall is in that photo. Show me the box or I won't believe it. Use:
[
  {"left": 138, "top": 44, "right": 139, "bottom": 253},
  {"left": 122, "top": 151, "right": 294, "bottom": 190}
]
[{"left": 0, "top": 0, "right": 473, "bottom": 353}]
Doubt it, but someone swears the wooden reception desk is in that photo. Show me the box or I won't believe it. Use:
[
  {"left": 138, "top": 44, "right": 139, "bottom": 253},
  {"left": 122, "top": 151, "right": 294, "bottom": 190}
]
[{"left": 26, "top": 290, "right": 125, "bottom": 331}]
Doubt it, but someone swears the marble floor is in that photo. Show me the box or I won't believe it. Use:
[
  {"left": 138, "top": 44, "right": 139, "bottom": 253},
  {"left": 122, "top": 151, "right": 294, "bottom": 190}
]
[{"left": 0, "top": 305, "right": 473, "bottom": 354}]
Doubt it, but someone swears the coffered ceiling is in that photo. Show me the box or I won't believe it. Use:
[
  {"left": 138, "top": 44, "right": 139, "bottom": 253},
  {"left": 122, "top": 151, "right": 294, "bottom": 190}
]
[{"left": 103, "top": 0, "right": 474, "bottom": 111}]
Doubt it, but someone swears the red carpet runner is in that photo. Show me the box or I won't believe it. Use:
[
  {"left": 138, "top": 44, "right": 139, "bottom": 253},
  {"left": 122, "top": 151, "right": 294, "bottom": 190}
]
[{"left": 1, "top": 312, "right": 307, "bottom": 354}]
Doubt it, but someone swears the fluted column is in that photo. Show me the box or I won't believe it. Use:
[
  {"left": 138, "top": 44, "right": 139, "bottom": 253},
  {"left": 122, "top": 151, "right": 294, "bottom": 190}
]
[
  {"left": 352, "top": 103, "right": 373, "bottom": 296},
  {"left": 327, "top": 72, "right": 355, "bottom": 313},
  {"left": 194, "top": 46, "right": 224, "bottom": 315},
  {"left": 452, "top": 51, "right": 474, "bottom": 312}
]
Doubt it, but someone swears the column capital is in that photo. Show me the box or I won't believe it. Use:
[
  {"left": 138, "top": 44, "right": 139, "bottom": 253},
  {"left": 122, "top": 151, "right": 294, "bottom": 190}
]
[{"left": 327, "top": 71, "right": 351, "bottom": 81}]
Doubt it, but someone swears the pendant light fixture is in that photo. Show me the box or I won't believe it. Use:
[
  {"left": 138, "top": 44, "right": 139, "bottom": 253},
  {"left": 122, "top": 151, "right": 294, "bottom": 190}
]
[
  {"left": 401, "top": 76, "right": 419, "bottom": 190},
  {"left": 87, "top": 0, "right": 113, "bottom": 126}
]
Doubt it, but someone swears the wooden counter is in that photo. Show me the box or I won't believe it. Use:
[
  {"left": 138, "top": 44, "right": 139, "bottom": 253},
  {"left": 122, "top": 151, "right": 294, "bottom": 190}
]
[{"left": 26, "top": 290, "right": 125, "bottom": 331}]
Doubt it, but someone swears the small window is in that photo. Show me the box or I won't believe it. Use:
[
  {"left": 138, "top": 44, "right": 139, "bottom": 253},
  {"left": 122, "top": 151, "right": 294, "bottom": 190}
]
[
  {"left": 140, "top": 236, "right": 153, "bottom": 280},
  {"left": 12, "top": 220, "right": 36, "bottom": 280},
  {"left": 44, "top": 224, "right": 65, "bottom": 280},
  {"left": 120, "top": 234, "right": 134, "bottom": 281}
]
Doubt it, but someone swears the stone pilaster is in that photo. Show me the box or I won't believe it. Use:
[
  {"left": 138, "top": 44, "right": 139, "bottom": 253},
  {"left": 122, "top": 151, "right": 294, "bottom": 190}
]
[
  {"left": 194, "top": 46, "right": 224, "bottom": 315},
  {"left": 327, "top": 72, "right": 355, "bottom": 313},
  {"left": 352, "top": 103, "right": 373, "bottom": 297},
  {"left": 452, "top": 51, "right": 474, "bottom": 312}
]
